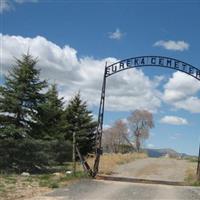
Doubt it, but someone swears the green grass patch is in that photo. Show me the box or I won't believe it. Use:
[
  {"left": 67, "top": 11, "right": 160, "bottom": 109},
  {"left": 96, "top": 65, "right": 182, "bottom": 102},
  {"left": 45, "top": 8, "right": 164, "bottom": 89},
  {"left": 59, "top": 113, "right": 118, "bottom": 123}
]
[
  {"left": 191, "top": 180, "right": 200, "bottom": 186},
  {"left": 38, "top": 171, "right": 88, "bottom": 188},
  {"left": 49, "top": 182, "right": 59, "bottom": 188},
  {"left": 38, "top": 174, "right": 52, "bottom": 180},
  {"left": 4, "top": 178, "right": 17, "bottom": 184},
  {"left": 25, "top": 176, "right": 34, "bottom": 182},
  {"left": 0, "top": 187, "right": 6, "bottom": 194},
  {"left": 0, "top": 183, "right": 5, "bottom": 190},
  {"left": 39, "top": 180, "right": 50, "bottom": 187}
]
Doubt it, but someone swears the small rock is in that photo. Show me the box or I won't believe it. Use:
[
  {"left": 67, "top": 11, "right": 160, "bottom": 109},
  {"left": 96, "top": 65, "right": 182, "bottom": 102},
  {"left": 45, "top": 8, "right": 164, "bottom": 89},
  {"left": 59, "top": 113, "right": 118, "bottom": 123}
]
[
  {"left": 53, "top": 172, "right": 61, "bottom": 176},
  {"left": 21, "top": 172, "right": 30, "bottom": 176},
  {"left": 66, "top": 170, "right": 72, "bottom": 174}
]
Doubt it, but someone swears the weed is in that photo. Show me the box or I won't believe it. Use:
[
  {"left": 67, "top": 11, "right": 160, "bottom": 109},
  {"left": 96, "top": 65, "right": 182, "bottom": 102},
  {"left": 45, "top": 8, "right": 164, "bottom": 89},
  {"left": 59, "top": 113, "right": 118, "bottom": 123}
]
[
  {"left": 39, "top": 180, "right": 49, "bottom": 187},
  {"left": 26, "top": 176, "right": 34, "bottom": 182},
  {"left": 39, "top": 174, "right": 52, "bottom": 180},
  {"left": 185, "top": 166, "right": 200, "bottom": 186},
  {"left": 49, "top": 182, "right": 59, "bottom": 188}
]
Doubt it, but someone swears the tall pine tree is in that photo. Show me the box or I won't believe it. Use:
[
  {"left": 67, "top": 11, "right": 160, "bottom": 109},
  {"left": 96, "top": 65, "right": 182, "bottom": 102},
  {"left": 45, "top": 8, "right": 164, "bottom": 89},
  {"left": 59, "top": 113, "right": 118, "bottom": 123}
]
[
  {"left": 63, "top": 93, "right": 97, "bottom": 156},
  {"left": 0, "top": 54, "right": 47, "bottom": 138},
  {"left": 32, "top": 84, "right": 65, "bottom": 140}
]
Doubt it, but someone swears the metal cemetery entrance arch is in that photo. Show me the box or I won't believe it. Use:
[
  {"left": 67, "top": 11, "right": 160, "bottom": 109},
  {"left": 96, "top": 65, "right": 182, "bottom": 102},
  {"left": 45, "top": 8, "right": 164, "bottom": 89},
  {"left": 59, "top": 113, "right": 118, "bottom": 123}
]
[{"left": 92, "top": 56, "right": 200, "bottom": 177}]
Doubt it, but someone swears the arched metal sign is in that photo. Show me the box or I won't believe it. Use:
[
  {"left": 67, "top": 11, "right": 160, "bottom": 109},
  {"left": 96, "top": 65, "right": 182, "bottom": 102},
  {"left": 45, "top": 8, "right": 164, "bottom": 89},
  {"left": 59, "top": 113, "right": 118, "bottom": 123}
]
[
  {"left": 92, "top": 56, "right": 200, "bottom": 177},
  {"left": 105, "top": 56, "right": 200, "bottom": 80}
]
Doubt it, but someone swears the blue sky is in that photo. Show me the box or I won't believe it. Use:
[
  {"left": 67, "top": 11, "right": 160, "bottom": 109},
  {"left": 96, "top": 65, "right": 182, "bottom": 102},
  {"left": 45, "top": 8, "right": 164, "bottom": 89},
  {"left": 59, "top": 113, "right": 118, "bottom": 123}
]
[{"left": 1, "top": 0, "right": 200, "bottom": 155}]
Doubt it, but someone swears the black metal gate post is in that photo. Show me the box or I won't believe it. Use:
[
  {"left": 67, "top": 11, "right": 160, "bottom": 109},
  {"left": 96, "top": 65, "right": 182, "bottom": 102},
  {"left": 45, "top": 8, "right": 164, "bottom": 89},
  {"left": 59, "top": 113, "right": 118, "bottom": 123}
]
[
  {"left": 93, "top": 63, "right": 107, "bottom": 176},
  {"left": 197, "top": 144, "right": 200, "bottom": 180}
]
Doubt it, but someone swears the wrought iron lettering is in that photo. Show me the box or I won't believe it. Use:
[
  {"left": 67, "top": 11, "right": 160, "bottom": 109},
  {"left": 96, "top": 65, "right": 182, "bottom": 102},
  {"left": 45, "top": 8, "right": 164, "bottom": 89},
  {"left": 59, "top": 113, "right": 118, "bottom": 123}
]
[
  {"left": 141, "top": 58, "right": 145, "bottom": 65},
  {"left": 105, "top": 56, "right": 200, "bottom": 81},
  {"left": 105, "top": 67, "right": 110, "bottom": 76},
  {"left": 119, "top": 61, "right": 125, "bottom": 69},
  {"left": 182, "top": 63, "right": 187, "bottom": 71},
  {"left": 111, "top": 65, "right": 117, "bottom": 73},
  {"left": 189, "top": 66, "right": 194, "bottom": 75},
  {"left": 166, "top": 59, "right": 172, "bottom": 67},
  {"left": 159, "top": 58, "right": 164, "bottom": 66},
  {"left": 196, "top": 70, "right": 200, "bottom": 78},
  {"left": 174, "top": 61, "right": 179, "bottom": 69},
  {"left": 134, "top": 58, "right": 139, "bottom": 66},
  {"left": 126, "top": 59, "right": 131, "bottom": 67},
  {"left": 151, "top": 57, "right": 156, "bottom": 65}
]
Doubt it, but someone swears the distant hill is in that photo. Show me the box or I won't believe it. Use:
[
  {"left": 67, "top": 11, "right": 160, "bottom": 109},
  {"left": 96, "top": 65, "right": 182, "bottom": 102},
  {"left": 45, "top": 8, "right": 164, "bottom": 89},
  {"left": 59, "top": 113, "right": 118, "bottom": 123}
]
[{"left": 144, "top": 148, "right": 197, "bottom": 159}]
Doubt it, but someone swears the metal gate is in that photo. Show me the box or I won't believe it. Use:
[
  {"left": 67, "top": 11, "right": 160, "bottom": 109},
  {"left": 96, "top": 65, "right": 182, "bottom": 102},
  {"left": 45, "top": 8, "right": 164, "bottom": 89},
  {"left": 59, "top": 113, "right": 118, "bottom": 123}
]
[
  {"left": 77, "top": 56, "right": 200, "bottom": 179},
  {"left": 92, "top": 56, "right": 200, "bottom": 178}
]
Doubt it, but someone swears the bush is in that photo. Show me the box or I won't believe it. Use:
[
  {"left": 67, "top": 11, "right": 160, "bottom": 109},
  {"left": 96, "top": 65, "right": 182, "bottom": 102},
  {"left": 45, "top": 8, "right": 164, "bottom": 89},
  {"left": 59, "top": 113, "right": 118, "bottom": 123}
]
[
  {"left": 51, "top": 140, "right": 72, "bottom": 164},
  {"left": 0, "top": 138, "right": 72, "bottom": 173}
]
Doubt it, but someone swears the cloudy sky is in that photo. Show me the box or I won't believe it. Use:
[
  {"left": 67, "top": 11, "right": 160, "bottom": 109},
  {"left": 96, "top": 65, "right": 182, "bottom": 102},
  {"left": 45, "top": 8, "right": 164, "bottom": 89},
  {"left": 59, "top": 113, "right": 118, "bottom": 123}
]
[{"left": 1, "top": 0, "right": 200, "bottom": 155}]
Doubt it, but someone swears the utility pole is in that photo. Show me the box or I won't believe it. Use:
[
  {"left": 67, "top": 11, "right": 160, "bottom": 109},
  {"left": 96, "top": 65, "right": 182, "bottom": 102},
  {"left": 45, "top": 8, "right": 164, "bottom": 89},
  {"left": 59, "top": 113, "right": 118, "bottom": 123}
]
[{"left": 197, "top": 144, "right": 200, "bottom": 180}]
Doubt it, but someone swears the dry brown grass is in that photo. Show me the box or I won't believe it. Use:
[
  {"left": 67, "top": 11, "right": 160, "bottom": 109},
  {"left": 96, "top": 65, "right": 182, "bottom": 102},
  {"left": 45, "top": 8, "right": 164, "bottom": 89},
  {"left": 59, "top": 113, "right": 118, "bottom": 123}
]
[
  {"left": 0, "top": 174, "right": 51, "bottom": 200},
  {"left": 0, "top": 172, "right": 86, "bottom": 200},
  {"left": 86, "top": 152, "right": 147, "bottom": 175},
  {"left": 184, "top": 162, "right": 200, "bottom": 186}
]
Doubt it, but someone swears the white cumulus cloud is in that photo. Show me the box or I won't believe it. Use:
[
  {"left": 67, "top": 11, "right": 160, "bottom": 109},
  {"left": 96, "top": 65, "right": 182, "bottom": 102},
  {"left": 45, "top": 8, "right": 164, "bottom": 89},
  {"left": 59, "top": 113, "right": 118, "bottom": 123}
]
[
  {"left": 173, "top": 97, "right": 200, "bottom": 113},
  {"left": 160, "top": 115, "right": 188, "bottom": 125},
  {"left": 0, "top": 34, "right": 162, "bottom": 112},
  {"left": 109, "top": 28, "right": 124, "bottom": 40},
  {"left": 163, "top": 71, "right": 200, "bottom": 113},
  {"left": 154, "top": 40, "right": 189, "bottom": 51}
]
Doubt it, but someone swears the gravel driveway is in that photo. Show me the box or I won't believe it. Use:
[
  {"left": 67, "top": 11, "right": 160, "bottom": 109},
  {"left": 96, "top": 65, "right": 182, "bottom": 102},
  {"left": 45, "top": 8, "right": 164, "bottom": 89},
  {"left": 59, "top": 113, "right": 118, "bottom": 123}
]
[
  {"left": 29, "top": 179, "right": 200, "bottom": 200},
  {"left": 112, "top": 157, "right": 193, "bottom": 182},
  {"left": 28, "top": 158, "right": 200, "bottom": 200}
]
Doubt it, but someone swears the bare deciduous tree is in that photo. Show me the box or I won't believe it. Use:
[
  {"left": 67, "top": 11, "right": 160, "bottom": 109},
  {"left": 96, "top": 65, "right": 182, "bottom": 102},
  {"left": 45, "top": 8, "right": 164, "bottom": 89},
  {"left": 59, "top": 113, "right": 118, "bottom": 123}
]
[
  {"left": 102, "top": 120, "right": 129, "bottom": 153},
  {"left": 128, "top": 110, "right": 154, "bottom": 152}
]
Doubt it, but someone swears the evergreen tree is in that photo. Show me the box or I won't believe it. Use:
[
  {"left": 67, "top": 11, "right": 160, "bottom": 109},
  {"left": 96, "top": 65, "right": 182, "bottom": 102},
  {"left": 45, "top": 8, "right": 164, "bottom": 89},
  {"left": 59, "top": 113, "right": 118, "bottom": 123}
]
[
  {"left": 0, "top": 54, "right": 47, "bottom": 138},
  {"left": 64, "top": 93, "right": 97, "bottom": 156},
  {"left": 32, "top": 84, "right": 65, "bottom": 140}
]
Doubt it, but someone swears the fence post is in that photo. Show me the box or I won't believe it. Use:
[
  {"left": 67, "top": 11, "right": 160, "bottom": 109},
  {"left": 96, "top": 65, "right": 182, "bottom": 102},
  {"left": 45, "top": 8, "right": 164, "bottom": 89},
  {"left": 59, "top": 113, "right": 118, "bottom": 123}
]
[
  {"left": 72, "top": 131, "right": 76, "bottom": 175},
  {"left": 197, "top": 144, "right": 200, "bottom": 180}
]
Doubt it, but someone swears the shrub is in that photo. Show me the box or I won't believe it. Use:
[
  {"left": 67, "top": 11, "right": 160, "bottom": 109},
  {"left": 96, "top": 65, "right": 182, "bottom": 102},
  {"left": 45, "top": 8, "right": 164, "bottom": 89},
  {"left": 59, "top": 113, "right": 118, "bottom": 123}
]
[{"left": 0, "top": 138, "right": 72, "bottom": 173}]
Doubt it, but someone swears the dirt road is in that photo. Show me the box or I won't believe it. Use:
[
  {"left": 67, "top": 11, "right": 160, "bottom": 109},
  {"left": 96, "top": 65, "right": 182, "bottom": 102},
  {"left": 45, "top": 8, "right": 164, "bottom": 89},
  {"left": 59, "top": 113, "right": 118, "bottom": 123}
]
[
  {"left": 29, "top": 179, "right": 200, "bottom": 200},
  {"left": 112, "top": 157, "right": 193, "bottom": 182},
  {"left": 29, "top": 158, "right": 200, "bottom": 200}
]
